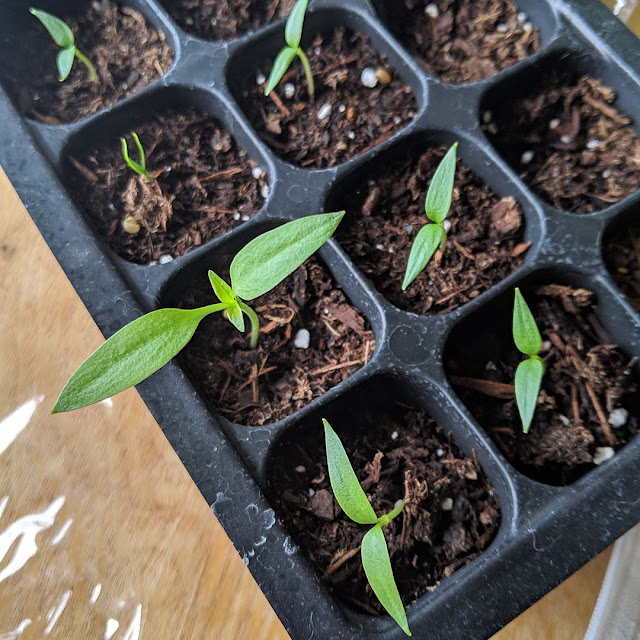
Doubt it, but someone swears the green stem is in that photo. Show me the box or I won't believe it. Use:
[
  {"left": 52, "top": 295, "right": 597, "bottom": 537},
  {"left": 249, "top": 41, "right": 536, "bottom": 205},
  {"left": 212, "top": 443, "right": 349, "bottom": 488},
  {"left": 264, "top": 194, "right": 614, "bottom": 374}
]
[
  {"left": 297, "top": 48, "right": 315, "bottom": 98},
  {"left": 377, "top": 500, "right": 405, "bottom": 527},
  {"left": 202, "top": 302, "right": 228, "bottom": 316},
  {"left": 238, "top": 301, "right": 260, "bottom": 350},
  {"left": 439, "top": 226, "right": 448, "bottom": 253},
  {"left": 75, "top": 47, "right": 98, "bottom": 83}
]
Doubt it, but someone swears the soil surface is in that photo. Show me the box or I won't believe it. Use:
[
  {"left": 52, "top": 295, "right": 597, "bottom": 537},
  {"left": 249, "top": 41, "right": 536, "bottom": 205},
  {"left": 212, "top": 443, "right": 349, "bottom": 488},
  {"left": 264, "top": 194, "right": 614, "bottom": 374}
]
[
  {"left": 177, "top": 259, "right": 375, "bottom": 425},
  {"left": 66, "top": 109, "right": 266, "bottom": 264},
  {"left": 165, "top": 0, "right": 295, "bottom": 41},
  {"left": 335, "top": 146, "right": 529, "bottom": 315},
  {"left": 267, "top": 400, "right": 500, "bottom": 613},
  {"left": 237, "top": 27, "right": 416, "bottom": 169},
  {"left": 447, "top": 284, "right": 640, "bottom": 485},
  {"left": 5, "top": 0, "right": 173, "bottom": 124},
  {"left": 381, "top": 0, "right": 540, "bottom": 84},
  {"left": 605, "top": 223, "right": 640, "bottom": 312},
  {"left": 486, "top": 72, "right": 640, "bottom": 213}
]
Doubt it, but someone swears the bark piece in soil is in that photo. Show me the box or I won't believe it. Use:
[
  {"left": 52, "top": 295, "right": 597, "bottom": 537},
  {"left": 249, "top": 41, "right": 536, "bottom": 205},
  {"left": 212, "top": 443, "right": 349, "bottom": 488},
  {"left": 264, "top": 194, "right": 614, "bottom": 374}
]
[
  {"left": 447, "top": 284, "right": 640, "bottom": 485},
  {"left": 335, "top": 146, "right": 528, "bottom": 315},
  {"left": 266, "top": 393, "right": 500, "bottom": 613},
  {"left": 604, "top": 222, "right": 640, "bottom": 312},
  {"left": 486, "top": 72, "right": 640, "bottom": 213},
  {"left": 3, "top": 0, "right": 173, "bottom": 124},
  {"left": 381, "top": 0, "right": 540, "bottom": 84},
  {"left": 163, "top": 0, "right": 296, "bottom": 41},
  {"left": 65, "top": 109, "right": 266, "bottom": 265},
  {"left": 236, "top": 26, "right": 416, "bottom": 169},
  {"left": 177, "top": 258, "right": 375, "bottom": 426}
]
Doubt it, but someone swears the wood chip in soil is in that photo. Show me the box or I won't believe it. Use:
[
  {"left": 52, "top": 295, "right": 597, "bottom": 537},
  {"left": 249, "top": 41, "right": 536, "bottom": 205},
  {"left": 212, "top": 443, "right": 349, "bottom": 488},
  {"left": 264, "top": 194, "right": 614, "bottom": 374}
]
[
  {"left": 65, "top": 109, "right": 266, "bottom": 265},
  {"left": 335, "top": 146, "right": 528, "bottom": 315},
  {"left": 486, "top": 72, "right": 640, "bottom": 213},
  {"left": 177, "top": 258, "right": 375, "bottom": 426},
  {"left": 267, "top": 399, "right": 500, "bottom": 613},
  {"left": 236, "top": 26, "right": 416, "bottom": 169},
  {"left": 381, "top": 0, "right": 540, "bottom": 84},
  {"left": 2, "top": 0, "right": 173, "bottom": 124},
  {"left": 447, "top": 284, "right": 640, "bottom": 485},
  {"left": 605, "top": 222, "right": 640, "bottom": 312},
  {"left": 165, "top": 0, "right": 296, "bottom": 41}
]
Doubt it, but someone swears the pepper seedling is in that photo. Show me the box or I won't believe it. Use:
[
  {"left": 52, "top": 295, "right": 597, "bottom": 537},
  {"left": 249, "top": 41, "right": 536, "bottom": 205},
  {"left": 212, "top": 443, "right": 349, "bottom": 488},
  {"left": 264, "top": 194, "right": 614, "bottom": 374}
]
[
  {"left": 323, "top": 419, "right": 411, "bottom": 636},
  {"left": 51, "top": 211, "right": 345, "bottom": 414},
  {"left": 265, "top": 0, "right": 315, "bottom": 97},
  {"left": 30, "top": 8, "right": 98, "bottom": 83},
  {"left": 402, "top": 143, "right": 458, "bottom": 290},
  {"left": 121, "top": 132, "right": 154, "bottom": 182},
  {"left": 513, "top": 287, "right": 545, "bottom": 433}
]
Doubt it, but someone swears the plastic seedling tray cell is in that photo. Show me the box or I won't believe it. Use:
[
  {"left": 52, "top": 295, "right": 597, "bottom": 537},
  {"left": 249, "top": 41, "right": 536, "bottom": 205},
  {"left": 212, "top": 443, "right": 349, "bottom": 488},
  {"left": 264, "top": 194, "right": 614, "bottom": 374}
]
[{"left": 1, "top": 1, "right": 640, "bottom": 639}]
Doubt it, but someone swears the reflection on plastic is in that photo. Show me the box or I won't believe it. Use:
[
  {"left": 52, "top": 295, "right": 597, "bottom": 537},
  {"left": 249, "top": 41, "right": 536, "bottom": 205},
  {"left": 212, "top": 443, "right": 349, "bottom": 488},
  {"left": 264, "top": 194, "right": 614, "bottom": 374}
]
[
  {"left": 0, "top": 396, "right": 44, "bottom": 456},
  {"left": 614, "top": 0, "right": 639, "bottom": 21},
  {"left": 0, "top": 619, "right": 32, "bottom": 640},
  {"left": 43, "top": 590, "right": 72, "bottom": 635}
]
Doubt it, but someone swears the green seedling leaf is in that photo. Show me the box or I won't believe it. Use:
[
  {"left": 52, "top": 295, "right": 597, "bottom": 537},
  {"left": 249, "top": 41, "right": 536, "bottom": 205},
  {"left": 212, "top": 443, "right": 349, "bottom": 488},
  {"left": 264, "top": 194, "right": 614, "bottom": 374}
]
[
  {"left": 323, "top": 419, "right": 377, "bottom": 525},
  {"left": 515, "top": 357, "right": 545, "bottom": 434},
  {"left": 30, "top": 8, "right": 74, "bottom": 48},
  {"left": 230, "top": 211, "right": 345, "bottom": 301},
  {"left": 513, "top": 288, "right": 542, "bottom": 356},
  {"left": 56, "top": 47, "right": 75, "bottom": 81},
  {"left": 402, "top": 223, "right": 445, "bottom": 290},
  {"left": 121, "top": 132, "right": 153, "bottom": 181},
  {"left": 265, "top": 47, "right": 297, "bottom": 96},
  {"left": 52, "top": 305, "right": 225, "bottom": 413},
  {"left": 209, "top": 270, "right": 236, "bottom": 306},
  {"left": 361, "top": 525, "right": 412, "bottom": 636},
  {"left": 425, "top": 143, "right": 457, "bottom": 224},
  {"left": 285, "top": 0, "right": 308, "bottom": 49}
]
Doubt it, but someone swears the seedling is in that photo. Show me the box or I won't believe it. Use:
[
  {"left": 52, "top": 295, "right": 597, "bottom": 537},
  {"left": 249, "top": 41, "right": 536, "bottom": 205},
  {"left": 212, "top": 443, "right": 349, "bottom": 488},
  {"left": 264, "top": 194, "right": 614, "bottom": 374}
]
[
  {"left": 52, "top": 212, "right": 345, "bottom": 413},
  {"left": 265, "top": 0, "right": 315, "bottom": 98},
  {"left": 513, "top": 288, "right": 545, "bottom": 433},
  {"left": 323, "top": 419, "right": 411, "bottom": 636},
  {"left": 402, "top": 143, "right": 458, "bottom": 290},
  {"left": 121, "top": 132, "right": 154, "bottom": 182},
  {"left": 30, "top": 8, "right": 98, "bottom": 83}
]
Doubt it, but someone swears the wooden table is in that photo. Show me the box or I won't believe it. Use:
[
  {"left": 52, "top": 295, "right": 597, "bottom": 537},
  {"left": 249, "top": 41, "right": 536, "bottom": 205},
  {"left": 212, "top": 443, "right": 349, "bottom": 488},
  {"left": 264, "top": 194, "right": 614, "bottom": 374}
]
[{"left": 0, "top": 3, "right": 637, "bottom": 635}]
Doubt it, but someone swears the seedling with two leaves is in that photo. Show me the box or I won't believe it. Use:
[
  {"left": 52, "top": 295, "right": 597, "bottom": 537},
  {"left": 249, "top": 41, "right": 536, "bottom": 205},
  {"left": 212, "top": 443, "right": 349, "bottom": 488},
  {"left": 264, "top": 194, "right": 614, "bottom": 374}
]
[
  {"left": 323, "top": 419, "right": 411, "bottom": 636},
  {"left": 52, "top": 211, "right": 345, "bottom": 413},
  {"left": 402, "top": 144, "right": 458, "bottom": 290},
  {"left": 265, "top": 0, "right": 315, "bottom": 98},
  {"left": 121, "top": 132, "right": 154, "bottom": 182},
  {"left": 30, "top": 8, "right": 98, "bottom": 83},
  {"left": 513, "top": 288, "right": 545, "bottom": 433}
]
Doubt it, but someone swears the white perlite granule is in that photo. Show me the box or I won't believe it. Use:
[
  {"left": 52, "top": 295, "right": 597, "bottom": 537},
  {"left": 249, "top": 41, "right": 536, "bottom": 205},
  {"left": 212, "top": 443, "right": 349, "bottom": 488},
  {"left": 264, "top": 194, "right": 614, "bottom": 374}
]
[
  {"left": 317, "top": 103, "right": 332, "bottom": 121},
  {"left": 608, "top": 408, "right": 629, "bottom": 429},
  {"left": 360, "top": 68, "right": 378, "bottom": 88},
  {"left": 294, "top": 328, "right": 311, "bottom": 349},
  {"left": 593, "top": 447, "right": 615, "bottom": 465}
]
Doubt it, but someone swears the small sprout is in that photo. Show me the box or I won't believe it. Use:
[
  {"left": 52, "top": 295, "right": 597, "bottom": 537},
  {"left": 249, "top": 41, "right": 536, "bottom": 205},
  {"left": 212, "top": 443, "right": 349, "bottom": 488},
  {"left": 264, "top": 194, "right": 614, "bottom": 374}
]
[
  {"left": 323, "top": 419, "right": 411, "bottom": 636},
  {"left": 265, "top": 0, "right": 315, "bottom": 98},
  {"left": 402, "top": 143, "right": 458, "bottom": 290},
  {"left": 30, "top": 8, "right": 98, "bottom": 83},
  {"left": 52, "top": 211, "right": 345, "bottom": 413},
  {"left": 120, "top": 132, "right": 154, "bottom": 182},
  {"left": 513, "top": 288, "right": 545, "bottom": 433}
]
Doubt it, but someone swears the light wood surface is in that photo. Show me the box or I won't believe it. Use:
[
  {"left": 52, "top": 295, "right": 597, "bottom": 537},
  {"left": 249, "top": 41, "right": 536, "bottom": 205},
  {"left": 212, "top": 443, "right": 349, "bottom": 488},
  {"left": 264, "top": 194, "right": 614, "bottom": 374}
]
[{"left": 1, "top": 3, "right": 638, "bottom": 634}]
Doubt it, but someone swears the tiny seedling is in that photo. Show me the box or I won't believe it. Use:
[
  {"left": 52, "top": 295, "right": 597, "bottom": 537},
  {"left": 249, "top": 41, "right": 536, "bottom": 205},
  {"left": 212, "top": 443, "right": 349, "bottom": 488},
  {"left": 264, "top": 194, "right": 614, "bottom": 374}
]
[
  {"left": 265, "top": 0, "right": 315, "bottom": 98},
  {"left": 513, "top": 288, "right": 545, "bottom": 433},
  {"left": 30, "top": 8, "right": 98, "bottom": 83},
  {"left": 121, "top": 132, "right": 154, "bottom": 182},
  {"left": 323, "top": 419, "right": 411, "bottom": 636},
  {"left": 402, "top": 143, "right": 458, "bottom": 291},
  {"left": 52, "top": 211, "right": 345, "bottom": 413}
]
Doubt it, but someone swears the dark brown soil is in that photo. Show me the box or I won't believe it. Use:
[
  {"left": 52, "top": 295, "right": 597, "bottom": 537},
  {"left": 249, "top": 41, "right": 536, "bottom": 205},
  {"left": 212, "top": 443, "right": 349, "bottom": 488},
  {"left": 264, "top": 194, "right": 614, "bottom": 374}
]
[
  {"left": 605, "top": 223, "right": 640, "bottom": 311},
  {"left": 177, "top": 259, "right": 375, "bottom": 425},
  {"left": 164, "top": 0, "right": 295, "bottom": 41},
  {"left": 447, "top": 284, "right": 640, "bottom": 485},
  {"left": 66, "top": 109, "right": 266, "bottom": 265},
  {"left": 335, "top": 146, "right": 529, "bottom": 315},
  {"left": 237, "top": 27, "right": 417, "bottom": 169},
  {"left": 381, "top": 0, "right": 540, "bottom": 84},
  {"left": 267, "top": 399, "right": 500, "bottom": 613},
  {"left": 486, "top": 72, "right": 640, "bottom": 213},
  {"left": 6, "top": 0, "right": 173, "bottom": 124}
]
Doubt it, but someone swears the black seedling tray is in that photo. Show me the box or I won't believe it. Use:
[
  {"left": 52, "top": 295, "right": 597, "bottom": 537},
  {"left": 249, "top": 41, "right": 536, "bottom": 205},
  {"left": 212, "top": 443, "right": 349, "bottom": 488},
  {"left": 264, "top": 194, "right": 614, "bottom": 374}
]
[{"left": 2, "top": 0, "right": 640, "bottom": 638}]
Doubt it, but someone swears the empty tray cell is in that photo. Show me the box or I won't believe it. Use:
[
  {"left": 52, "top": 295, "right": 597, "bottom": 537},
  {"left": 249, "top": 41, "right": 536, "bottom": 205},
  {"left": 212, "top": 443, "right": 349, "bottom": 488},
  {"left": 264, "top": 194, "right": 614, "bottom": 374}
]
[
  {"left": 159, "top": 0, "right": 295, "bottom": 41},
  {"left": 604, "top": 213, "right": 640, "bottom": 313},
  {"left": 331, "top": 138, "right": 529, "bottom": 315},
  {"left": 265, "top": 375, "right": 501, "bottom": 617},
  {"left": 162, "top": 243, "right": 376, "bottom": 426},
  {"left": 376, "top": 0, "right": 544, "bottom": 84},
  {"left": 445, "top": 273, "right": 640, "bottom": 485},
  {"left": 229, "top": 10, "right": 417, "bottom": 169},
  {"left": 63, "top": 92, "right": 267, "bottom": 265},
  {"left": 0, "top": 0, "right": 174, "bottom": 124},
  {"left": 483, "top": 63, "right": 640, "bottom": 213}
]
